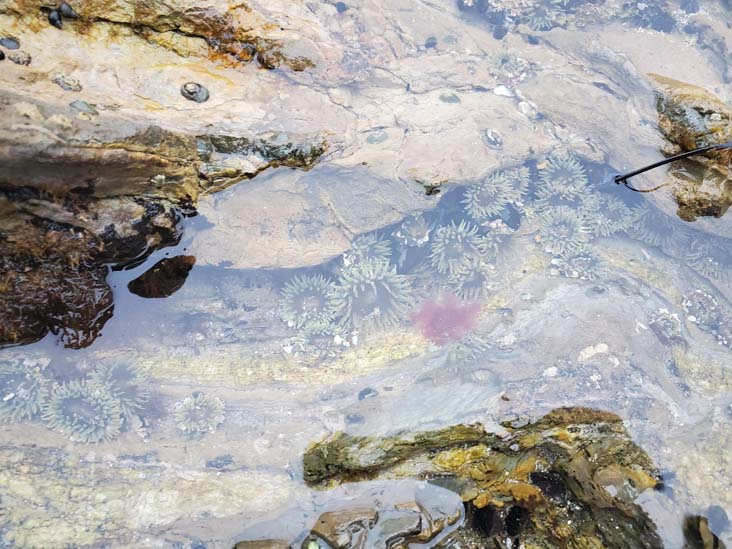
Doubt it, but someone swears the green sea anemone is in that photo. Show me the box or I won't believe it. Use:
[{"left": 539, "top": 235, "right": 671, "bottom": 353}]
[
  {"left": 448, "top": 260, "right": 496, "bottom": 300},
  {"left": 539, "top": 154, "right": 587, "bottom": 187},
  {"left": 591, "top": 195, "right": 634, "bottom": 237},
  {"left": 628, "top": 204, "right": 688, "bottom": 255},
  {"left": 525, "top": 3, "right": 561, "bottom": 31},
  {"left": 536, "top": 206, "right": 592, "bottom": 256},
  {"left": 462, "top": 172, "right": 513, "bottom": 221},
  {"left": 551, "top": 244, "right": 604, "bottom": 281},
  {"left": 0, "top": 355, "right": 49, "bottom": 422},
  {"left": 685, "top": 238, "right": 732, "bottom": 284},
  {"left": 430, "top": 220, "right": 488, "bottom": 275},
  {"left": 534, "top": 178, "right": 599, "bottom": 215},
  {"left": 342, "top": 233, "right": 392, "bottom": 268},
  {"left": 88, "top": 361, "right": 150, "bottom": 421},
  {"left": 503, "top": 167, "right": 531, "bottom": 204},
  {"left": 393, "top": 214, "right": 431, "bottom": 248},
  {"left": 291, "top": 322, "right": 353, "bottom": 359},
  {"left": 280, "top": 274, "right": 339, "bottom": 329},
  {"left": 174, "top": 392, "right": 225, "bottom": 438},
  {"left": 334, "top": 259, "right": 413, "bottom": 332},
  {"left": 42, "top": 380, "right": 122, "bottom": 444}
]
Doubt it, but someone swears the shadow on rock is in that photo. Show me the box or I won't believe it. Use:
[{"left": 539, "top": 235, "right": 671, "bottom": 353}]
[{"left": 128, "top": 255, "right": 196, "bottom": 298}]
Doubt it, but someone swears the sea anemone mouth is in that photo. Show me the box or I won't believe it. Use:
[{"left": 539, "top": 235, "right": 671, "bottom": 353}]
[
  {"left": 42, "top": 380, "right": 122, "bottom": 444},
  {"left": 430, "top": 220, "right": 489, "bottom": 275},
  {"left": 173, "top": 392, "right": 226, "bottom": 438},
  {"left": 280, "top": 274, "right": 339, "bottom": 330},
  {"left": 334, "top": 259, "right": 413, "bottom": 332},
  {"left": 88, "top": 361, "right": 150, "bottom": 421},
  {"left": 537, "top": 206, "right": 592, "bottom": 256}
]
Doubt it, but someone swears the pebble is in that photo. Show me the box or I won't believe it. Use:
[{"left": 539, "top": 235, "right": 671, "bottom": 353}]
[
  {"left": 439, "top": 92, "right": 461, "bottom": 103},
  {"left": 493, "top": 85, "right": 514, "bottom": 97},
  {"left": 366, "top": 129, "right": 388, "bottom": 144},
  {"left": 0, "top": 37, "right": 20, "bottom": 50},
  {"left": 424, "top": 36, "right": 437, "bottom": 49},
  {"left": 0, "top": 51, "right": 4, "bottom": 61},
  {"left": 543, "top": 366, "right": 559, "bottom": 378},
  {"left": 358, "top": 387, "right": 378, "bottom": 400},
  {"left": 70, "top": 100, "right": 98, "bottom": 115},
  {"left": 578, "top": 343, "right": 609, "bottom": 362},
  {"left": 52, "top": 74, "right": 82, "bottom": 92},
  {"left": 9, "top": 51, "right": 31, "bottom": 66},
  {"left": 335, "top": 1, "right": 349, "bottom": 12}
]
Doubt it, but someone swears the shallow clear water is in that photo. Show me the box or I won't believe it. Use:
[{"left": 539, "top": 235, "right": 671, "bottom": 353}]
[{"left": 3, "top": 0, "right": 732, "bottom": 547}]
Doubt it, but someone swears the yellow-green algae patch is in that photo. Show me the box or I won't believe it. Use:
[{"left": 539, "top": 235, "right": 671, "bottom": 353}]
[{"left": 146, "top": 330, "right": 428, "bottom": 387}]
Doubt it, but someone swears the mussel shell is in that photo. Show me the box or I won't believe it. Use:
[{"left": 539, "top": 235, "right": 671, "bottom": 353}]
[
  {"left": 49, "top": 10, "right": 63, "bottom": 29},
  {"left": 0, "top": 51, "right": 4, "bottom": 61},
  {"left": 180, "top": 82, "right": 209, "bottom": 103},
  {"left": 0, "top": 37, "right": 20, "bottom": 50},
  {"left": 59, "top": 2, "right": 79, "bottom": 18}
]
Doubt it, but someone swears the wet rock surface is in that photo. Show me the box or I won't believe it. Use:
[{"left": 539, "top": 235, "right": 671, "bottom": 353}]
[
  {"left": 651, "top": 75, "right": 732, "bottom": 222},
  {"left": 299, "top": 407, "right": 664, "bottom": 547},
  {"left": 2, "top": 0, "right": 732, "bottom": 546}
]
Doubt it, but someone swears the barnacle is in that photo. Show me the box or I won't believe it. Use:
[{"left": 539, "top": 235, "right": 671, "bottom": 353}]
[
  {"left": 430, "top": 220, "right": 489, "bottom": 275},
  {"left": 685, "top": 237, "right": 732, "bottom": 284},
  {"left": 280, "top": 274, "right": 339, "bottom": 329},
  {"left": 462, "top": 172, "right": 513, "bottom": 221},
  {"left": 334, "top": 259, "right": 413, "bottom": 332},
  {"left": 174, "top": 392, "right": 225, "bottom": 438},
  {"left": 342, "top": 233, "right": 392, "bottom": 268},
  {"left": 448, "top": 260, "right": 496, "bottom": 300},
  {"left": 536, "top": 206, "right": 592, "bottom": 256},
  {"left": 551, "top": 244, "right": 604, "bottom": 281},
  {"left": 591, "top": 195, "right": 634, "bottom": 237},
  {"left": 682, "top": 289, "right": 722, "bottom": 333},
  {"left": 88, "top": 361, "right": 150, "bottom": 421},
  {"left": 0, "top": 355, "right": 49, "bottom": 422},
  {"left": 42, "top": 380, "right": 122, "bottom": 444}
]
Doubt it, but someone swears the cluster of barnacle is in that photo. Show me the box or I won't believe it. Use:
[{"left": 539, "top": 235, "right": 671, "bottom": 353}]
[
  {"left": 0, "top": 355, "right": 155, "bottom": 444},
  {"left": 681, "top": 289, "right": 732, "bottom": 351}
]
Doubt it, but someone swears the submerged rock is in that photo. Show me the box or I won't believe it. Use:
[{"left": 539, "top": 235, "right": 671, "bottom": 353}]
[
  {"left": 650, "top": 74, "right": 732, "bottom": 222},
  {"left": 303, "top": 407, "right": 664, "bottom": 547}
]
